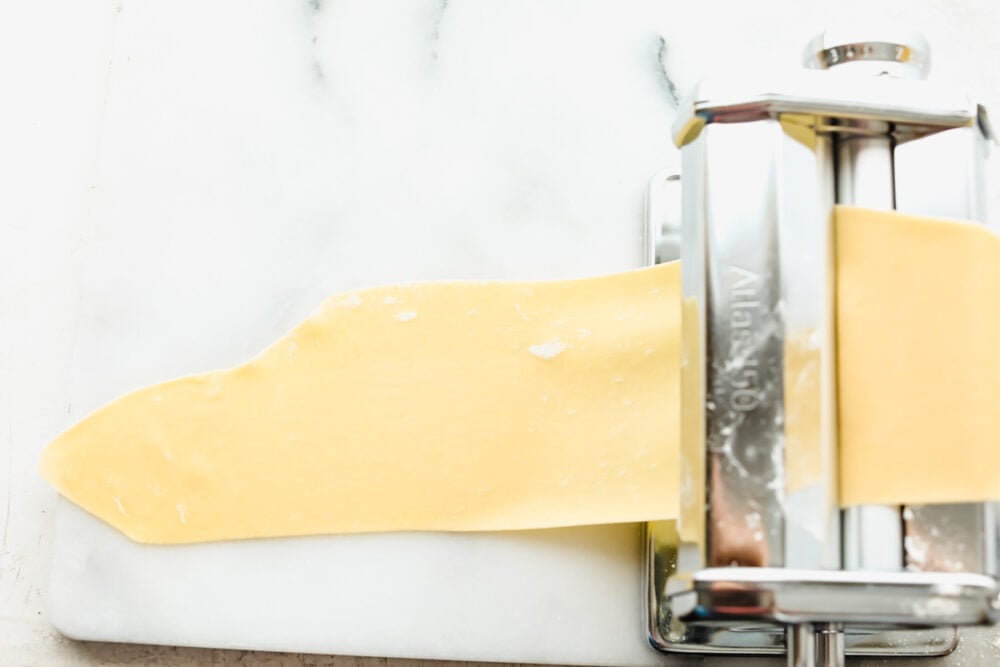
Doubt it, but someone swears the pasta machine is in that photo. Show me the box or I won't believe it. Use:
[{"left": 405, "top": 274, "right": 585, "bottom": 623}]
[{"left": 645, "top": 30, "right": 999, "bottom": 667}]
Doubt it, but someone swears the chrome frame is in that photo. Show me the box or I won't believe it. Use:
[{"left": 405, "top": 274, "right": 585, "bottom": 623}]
[{"left": 645, "top": 34, "right": 1000, "bottom": 666}]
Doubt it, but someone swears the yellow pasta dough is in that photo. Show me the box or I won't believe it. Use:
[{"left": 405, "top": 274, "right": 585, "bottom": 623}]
[
  {"left": 41, "top": 265, "right": 680, "bottom": 543},
  {"left": 836, "top": 206, "right": 1000, "bottom": 506},
  {"left": 40, "top": 206, "right": 1000, "bottom": 544}
]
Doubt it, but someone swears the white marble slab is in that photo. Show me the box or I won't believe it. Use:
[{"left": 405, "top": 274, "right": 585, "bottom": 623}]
[
  {"left": 51, "top": 1, "right": 681, "bottom": 662},
  {"left": 51, "top": 504, "right": 662, "bottom": 666},
  {"left": 25, "top": 0, "right": 1000, "bottom": 664}
]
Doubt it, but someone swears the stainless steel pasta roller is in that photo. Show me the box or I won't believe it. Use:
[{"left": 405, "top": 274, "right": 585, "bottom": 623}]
[{"left": 645, "top": 30, "right": 999, "bottom": 667}]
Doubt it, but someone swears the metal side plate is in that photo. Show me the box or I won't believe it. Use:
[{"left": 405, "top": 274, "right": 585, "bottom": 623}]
[{"left": 642, "top": 174, "right": 970, "bottom": 657}]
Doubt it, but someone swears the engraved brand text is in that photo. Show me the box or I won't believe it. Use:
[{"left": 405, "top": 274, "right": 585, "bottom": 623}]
[{"left": 728, "top": 266, "right": 761, "bottom": 412}]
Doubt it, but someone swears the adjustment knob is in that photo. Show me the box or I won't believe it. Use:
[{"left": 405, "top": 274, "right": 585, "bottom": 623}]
[{"left": 803, "top": 29, "right": 931, "bottom": 80}]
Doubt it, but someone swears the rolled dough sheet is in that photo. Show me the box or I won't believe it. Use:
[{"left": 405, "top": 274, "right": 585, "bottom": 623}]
[
  {"left": 836, "top": 206, "right": 1000, "bottom": 506},
  {"left": 40, "top": 206, "right": 1000, "bottom": 543},
  {"left": 41, "top": 265, "right": 680, "bottom": 543}
]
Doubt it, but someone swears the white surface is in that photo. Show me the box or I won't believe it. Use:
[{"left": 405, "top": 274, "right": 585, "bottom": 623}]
[
  {"left": 48, "top": 2, "right": 674, "bottom": 662},
  {"left": 4, "top": 1, "right": 1000, "bottom": 665},
  {"left": 51, "top": 505, "right": 658, "bottom": 666}
]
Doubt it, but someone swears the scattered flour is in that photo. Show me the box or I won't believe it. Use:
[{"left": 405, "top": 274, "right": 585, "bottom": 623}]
[
  {"left": 336, "top": 294, "right": 363, "bottom": 308},
  {"left": 205, "top": 372, "right": 223, "bottom": 396},
  {"left": 528, "top": 338, "right": 565, "bottom": 360},
  {"left": 112, "top": 497, "right": 128, "bottom": 516},
  {"left": 395, "top": 311, "right": 418, "bottom": 322}
]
